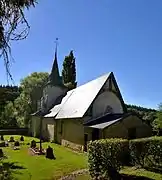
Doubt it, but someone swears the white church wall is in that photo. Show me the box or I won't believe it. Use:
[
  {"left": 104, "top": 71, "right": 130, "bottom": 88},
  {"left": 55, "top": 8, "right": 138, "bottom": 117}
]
[
  {"left": 43, "top": 85, "right": 66, "bottom": 109},
  {"left": 92, "top": 91, "right": 123, "bottom": 118}
]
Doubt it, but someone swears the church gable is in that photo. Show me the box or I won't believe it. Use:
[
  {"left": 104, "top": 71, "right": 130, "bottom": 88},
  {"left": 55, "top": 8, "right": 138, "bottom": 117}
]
[
  {"left": 109, "top": 72, "right": 127, "bottom": 112},
  {"left": 89, "top": 72, "right": 127, "bottom": 119}
]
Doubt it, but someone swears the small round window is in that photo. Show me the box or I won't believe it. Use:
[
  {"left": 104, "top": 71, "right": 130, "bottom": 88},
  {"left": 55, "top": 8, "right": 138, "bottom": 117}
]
[{"left": 104, "top": 105, "right": 113, "bottom": 114}]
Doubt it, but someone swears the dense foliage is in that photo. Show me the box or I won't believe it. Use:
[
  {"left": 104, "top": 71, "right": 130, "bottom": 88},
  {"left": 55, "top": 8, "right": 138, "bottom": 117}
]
[
  {"left": 0, "top": 72, "right": 48, "bottom": 128},
  {"left": 0, "top": 85, "right": 20, "bottom": 127},
  {"left": 152, "top": 104, "right": 162, "bottom": 134},
  {"left": 88, "top": 139, "right": 129, "bottom": 180},
  {"left": 62, "top": 50, "right": 77, "bottom": 90},
  {"left": 129, "top": 136, "right": 162, "bottom": 169},
  {"left": 88, "top": 137, "right": 162, "bottom": 179},
  {"left": 0, "top": 85, "right": 20, "bottom": 110}
]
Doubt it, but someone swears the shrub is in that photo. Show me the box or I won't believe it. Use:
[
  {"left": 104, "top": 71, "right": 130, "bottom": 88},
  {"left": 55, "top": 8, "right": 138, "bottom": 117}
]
[
  {"left": 129, "top": 136, "right": 162, "bottom": 168},
  {"left": 88, "top": 138, "right": 129, "bottom": 180}
]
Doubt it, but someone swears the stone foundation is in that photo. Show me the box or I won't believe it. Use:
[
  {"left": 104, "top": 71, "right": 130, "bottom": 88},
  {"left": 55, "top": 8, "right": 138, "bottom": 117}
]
[{"left": 61, "top": 139, "right": 84, "bottom": 152}]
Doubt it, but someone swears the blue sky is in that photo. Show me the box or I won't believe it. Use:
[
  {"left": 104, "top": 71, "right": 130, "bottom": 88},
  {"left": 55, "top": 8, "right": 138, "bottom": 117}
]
[{"left": 0, "top": 0, "right": 162, "bottom": 109}]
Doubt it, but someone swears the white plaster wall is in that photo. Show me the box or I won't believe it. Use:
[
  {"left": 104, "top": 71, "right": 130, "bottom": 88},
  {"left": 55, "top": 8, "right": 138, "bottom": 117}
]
[
  {"left": 43, "top": 85, "right": 66, "bottom": 109},
  {"left": 42, "top": 117, "right": 55, "bottom": 140},
  {"left": 92, "top": 91, "right": 123, "bottom": 118},
  {"left": 31, "top": 116, "right": 41, "bottom": 137}
]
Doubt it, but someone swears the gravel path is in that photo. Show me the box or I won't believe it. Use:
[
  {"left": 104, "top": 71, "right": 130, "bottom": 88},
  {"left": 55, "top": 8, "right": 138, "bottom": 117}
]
[{"left": 58, "top": 169, "right": 89, "bottom": 180}]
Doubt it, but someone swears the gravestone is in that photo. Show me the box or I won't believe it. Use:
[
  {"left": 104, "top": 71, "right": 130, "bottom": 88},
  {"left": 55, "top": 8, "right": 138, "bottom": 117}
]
[
  {"left": 0, "top": 142, "right": 6, "bottom": 147},
  {"left": 30, "top": 140, "right": 36, "bottom": 148},
  {"left": 20, "top": 136, "right": 24, "bottom": 141},
  {"left": 0, "top": 135, "right": 4, "bottom": 141},
  {"left": 14, "top": 141, "right": 20, "bottom": 147},
  {"left": 46, "top": 146, "right": 55, "bottom": 160},
  {"left": 5, "top": 141, "right": 9, "bottom": 147},
  {"left": 0, "top": 149, "right": 4, "bottom": 158},
  {"left": 9, "top": 136, "right": 15, "bottom": 142}
]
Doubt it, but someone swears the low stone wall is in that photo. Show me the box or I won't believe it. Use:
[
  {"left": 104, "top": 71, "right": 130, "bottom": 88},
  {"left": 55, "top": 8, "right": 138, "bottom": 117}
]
[
  {"left": 0, "top": 128, "right": 29, "bottom": 135},
  {"left": 61, "top": 139, "right": 84, "bottom": 152}
]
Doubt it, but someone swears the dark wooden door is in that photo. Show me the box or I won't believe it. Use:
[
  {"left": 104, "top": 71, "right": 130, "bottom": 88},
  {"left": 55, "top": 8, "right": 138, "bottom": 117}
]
[
  {"left": 128, "top": 128, "right": 136, "bottom": 140},
  {"left": 92, "top": 128, "right": 100, "bottom": 141},
  {"left": 84, "top": 134, "right": 88, "bottom": 152}
]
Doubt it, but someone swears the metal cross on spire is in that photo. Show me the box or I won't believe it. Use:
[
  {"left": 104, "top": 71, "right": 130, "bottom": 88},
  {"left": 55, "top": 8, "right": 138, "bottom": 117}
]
[{"left": 55, "top": 38, "right": 59, "bottom": 54}]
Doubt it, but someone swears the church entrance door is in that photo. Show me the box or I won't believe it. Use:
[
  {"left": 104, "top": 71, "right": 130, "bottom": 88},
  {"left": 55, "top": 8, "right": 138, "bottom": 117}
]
[
  {"left": 84, "top": 134, "right": 88, "bottom": 152},
  {"left": 47, "top": 124, "right": 54, "bottom": 141},
  {"left": 92, "top": 128, "right": 100, "bottom": 141}
]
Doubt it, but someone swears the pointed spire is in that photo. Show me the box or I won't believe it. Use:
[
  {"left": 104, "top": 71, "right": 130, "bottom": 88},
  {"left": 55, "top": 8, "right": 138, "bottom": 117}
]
[{"left": 49, "top": 38, "right": 62, "bottom": 86}]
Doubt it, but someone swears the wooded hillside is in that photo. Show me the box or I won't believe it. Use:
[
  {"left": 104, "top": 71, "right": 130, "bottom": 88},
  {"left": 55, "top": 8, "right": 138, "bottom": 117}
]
[
  {"left": 126, "top": 104, "right": 157, "bottom": 125},
  {"left": 0, "top": 85, "right": 21, "bottom": 112}
]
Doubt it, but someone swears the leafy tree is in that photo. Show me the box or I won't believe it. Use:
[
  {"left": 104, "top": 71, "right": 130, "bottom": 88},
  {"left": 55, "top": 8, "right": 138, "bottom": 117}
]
[
  {"left": 0, "top": 85, "right": 20, "bottom": 126},
  {"left": 0, "top": 101, "right": 18, "bottom": 128},
  {"left": 0, "top": 72, "right": 48, "bottom": 128},
  {"left": 62, "top": 50, "right": 77, "bottom": 90},
  {"left": 14, "top": 72, "right": 49, "bottom": 127},
  {"left": 20, "top": 72, "right": 49, "bottom": 112},
  {"left": 0, "top": 0, "right": 37, "bottom": 82},
  {"left": 14, "top": 92, "right": 31, "bottom": 127},
  {"left": 152, "top": 103, "right": 162, "bottom": 135}
]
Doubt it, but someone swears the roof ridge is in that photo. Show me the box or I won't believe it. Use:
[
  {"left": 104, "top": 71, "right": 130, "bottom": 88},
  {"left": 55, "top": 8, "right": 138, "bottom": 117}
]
[{"left": 74, "top": 72, "right": 111, "bottom": 89}]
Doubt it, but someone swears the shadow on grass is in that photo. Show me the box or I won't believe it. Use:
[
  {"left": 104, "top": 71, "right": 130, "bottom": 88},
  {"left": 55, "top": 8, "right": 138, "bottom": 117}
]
[
  {"left": 2, "top": 162, "right": 26, "bottom": 170},
  {"left": 0, "top": 162, "right": 26, "bottom": 180},
  {"left": 121, "top": 174, "right": 153, "bottom": 180}
]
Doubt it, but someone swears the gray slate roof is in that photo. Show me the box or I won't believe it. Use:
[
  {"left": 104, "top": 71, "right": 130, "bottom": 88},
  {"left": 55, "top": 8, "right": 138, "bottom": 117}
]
[
  {"left": 88, "top": 119, "right": 121, "bottom": 129},
  {"left": 45, "top": 72, "right": 111, "bottom": 119}
]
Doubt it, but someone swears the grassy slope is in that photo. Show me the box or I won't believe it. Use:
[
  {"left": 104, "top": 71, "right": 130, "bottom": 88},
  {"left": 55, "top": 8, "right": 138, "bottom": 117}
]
[{"left": 1, "top": 136, "right": 87, "bottom": 180}]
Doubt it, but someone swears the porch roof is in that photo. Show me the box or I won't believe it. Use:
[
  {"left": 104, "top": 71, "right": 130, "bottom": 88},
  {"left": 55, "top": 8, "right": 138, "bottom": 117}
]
[
  {"left": 84, "top": 113, "right": 132, "bottom": 129},
  {"left": 88, "top": 119, "right": 121, "bottom": 129}
]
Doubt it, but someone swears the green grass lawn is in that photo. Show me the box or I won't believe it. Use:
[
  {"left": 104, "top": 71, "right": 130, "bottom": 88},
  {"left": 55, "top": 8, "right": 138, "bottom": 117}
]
[
  {"left": 0, "top": 135, "right": 88, "bottom": 180},
  {"left": 121, "top": 167, "right": 162, "bottom": 180},
  {"left": 1, "top": 135, "right": 162, "bottom": 180},
  {"left": 75, "top": 167, "right": 162, "bottom": 180}
]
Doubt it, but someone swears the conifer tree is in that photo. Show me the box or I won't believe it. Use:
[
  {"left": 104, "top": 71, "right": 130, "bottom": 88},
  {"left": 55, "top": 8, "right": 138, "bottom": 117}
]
[{"left": 62, "top": 51, "right": 77, "bottom": 90}]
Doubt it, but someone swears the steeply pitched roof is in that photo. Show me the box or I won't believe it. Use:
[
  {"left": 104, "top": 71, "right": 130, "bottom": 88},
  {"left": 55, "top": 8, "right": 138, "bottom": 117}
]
[
  {"left": 48, "top": 50, "right": 63, "bottom": 86},
  {"left": 45, "top": 72, "right": 111, "bottom": 119}
]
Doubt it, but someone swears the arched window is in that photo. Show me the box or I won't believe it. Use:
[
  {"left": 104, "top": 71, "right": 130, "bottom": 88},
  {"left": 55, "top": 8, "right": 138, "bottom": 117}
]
[{"left": 104, "top": 105, "right": 113, "bottom": 114}]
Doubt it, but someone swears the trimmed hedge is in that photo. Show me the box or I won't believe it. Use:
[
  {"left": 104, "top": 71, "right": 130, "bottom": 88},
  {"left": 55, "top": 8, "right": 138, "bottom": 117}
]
[
  {"left": 88, "top": 136, "right": 162, "bottom": 179},
  {"left": 129, "top": 136, "right": 162, "bottom": 168},
  {"left": 88, "top": 138, "right": 129, "bottom": 180}
]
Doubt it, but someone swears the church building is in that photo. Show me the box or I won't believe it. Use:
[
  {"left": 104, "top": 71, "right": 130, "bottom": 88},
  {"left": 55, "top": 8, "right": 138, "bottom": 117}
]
[{"left": 30, "top": 49, "right": 151, "bottom": 152}]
